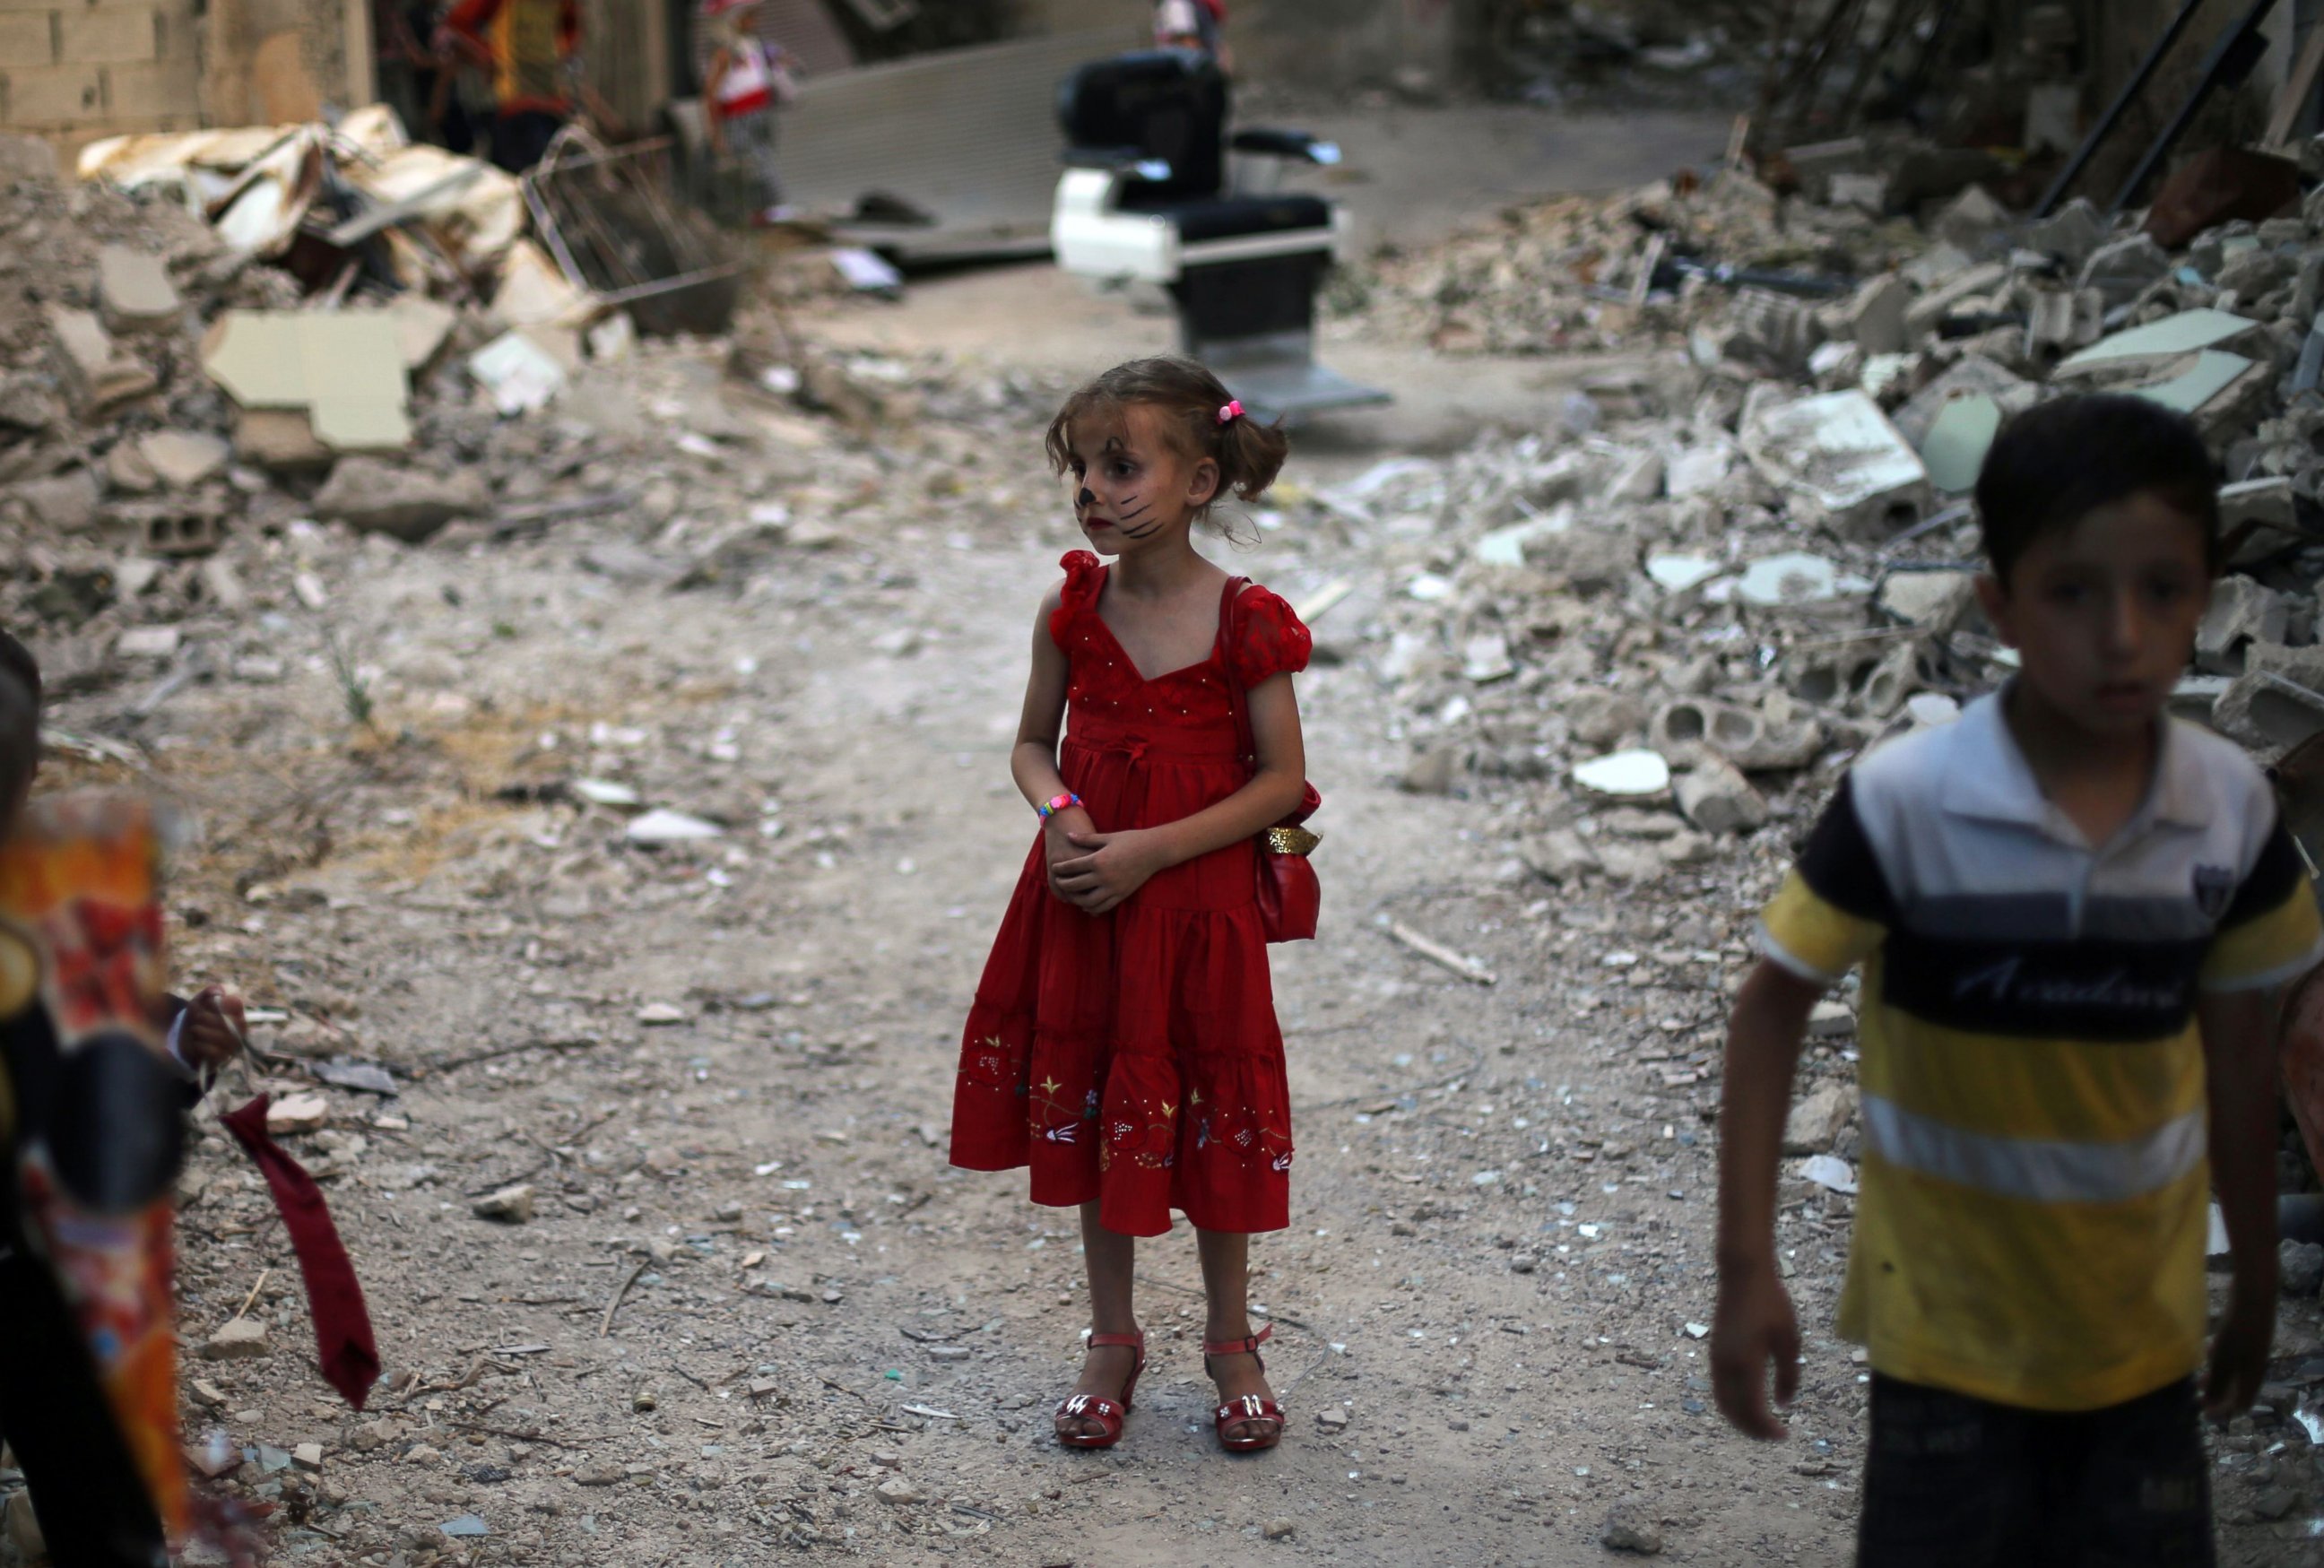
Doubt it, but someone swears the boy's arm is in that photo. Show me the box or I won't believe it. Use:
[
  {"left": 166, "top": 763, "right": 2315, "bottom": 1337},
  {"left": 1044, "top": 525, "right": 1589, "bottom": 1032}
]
[
  {"left": 1712, "top": 958, "right": 1823, "bottom": 1440},
  {"left": 2197, "top": 986, "right": 2279, "bottom": 1418}
]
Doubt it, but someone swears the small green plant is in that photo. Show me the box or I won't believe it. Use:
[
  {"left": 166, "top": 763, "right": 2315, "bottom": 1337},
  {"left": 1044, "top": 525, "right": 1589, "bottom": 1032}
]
[{"left": 323, "top": 627, "right": 375, "bottom": 732}]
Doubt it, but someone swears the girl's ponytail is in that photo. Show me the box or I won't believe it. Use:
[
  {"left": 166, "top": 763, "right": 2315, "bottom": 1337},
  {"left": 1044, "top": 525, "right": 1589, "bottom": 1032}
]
[{"left": 1215, "top": 403, "right": 1288, "bottom": 504}]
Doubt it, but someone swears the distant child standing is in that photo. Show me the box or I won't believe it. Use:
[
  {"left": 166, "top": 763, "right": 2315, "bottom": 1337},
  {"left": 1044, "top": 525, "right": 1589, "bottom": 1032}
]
[
  {"left": 1712, "top": 394, "right": 2324, "bottom": 1564},
  {"left": 1154, "top": 0, "right": 1230, "bottom": 69},
  {"left": 951, "top": 358, "right": 1311, "bottom": 1453},
  {"left": 701, "top": 0, "right": 795, "bottom": 222}
]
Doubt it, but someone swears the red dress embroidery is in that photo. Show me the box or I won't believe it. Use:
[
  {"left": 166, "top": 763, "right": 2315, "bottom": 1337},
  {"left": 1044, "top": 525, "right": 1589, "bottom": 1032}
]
[{"left": 950, "top": 551, "right": 1313, "bottom": 1236}]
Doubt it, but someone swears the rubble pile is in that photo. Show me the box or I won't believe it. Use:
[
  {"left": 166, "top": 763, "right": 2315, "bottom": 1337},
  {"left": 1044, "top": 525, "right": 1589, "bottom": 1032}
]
[
  {"left": 1327, "top": 152, "right": 2324, "bottom": 887},
  {"left": 0, "top": 124, "right": 1026, "bottom": 709},
  {"left": 1346, "top": 162, "right": 1917, "bottom": 357}
]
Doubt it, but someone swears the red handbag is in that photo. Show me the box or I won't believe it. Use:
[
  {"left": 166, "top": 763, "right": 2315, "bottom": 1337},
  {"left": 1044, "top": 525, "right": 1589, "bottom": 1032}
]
[{"left": 1215, "top": 576, "right": 1322, "bottom": 942}]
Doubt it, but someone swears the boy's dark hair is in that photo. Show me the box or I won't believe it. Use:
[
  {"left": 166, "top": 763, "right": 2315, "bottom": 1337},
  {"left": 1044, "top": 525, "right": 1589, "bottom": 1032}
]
[
  {"left": 1045, "top": 357, "right": 1290, "bottom": 539},
  {"left": 0, "top": 629, "right": 39, "bottom": 813},
  {"left": 1974, "top": 393, "right": 2220, "bottom": 585}
]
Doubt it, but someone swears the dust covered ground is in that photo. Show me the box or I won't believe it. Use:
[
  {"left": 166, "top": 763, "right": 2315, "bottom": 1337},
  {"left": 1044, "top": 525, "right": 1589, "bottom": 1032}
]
[{"left": 22, "top": 104, "right": 2324, "bottom": 1568}]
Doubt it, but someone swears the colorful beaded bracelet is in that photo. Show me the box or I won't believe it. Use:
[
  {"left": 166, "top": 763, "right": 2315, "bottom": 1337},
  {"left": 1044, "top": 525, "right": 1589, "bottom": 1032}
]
[{"left": 1036, "top": 792, "right": 1083, "bottom": 820}]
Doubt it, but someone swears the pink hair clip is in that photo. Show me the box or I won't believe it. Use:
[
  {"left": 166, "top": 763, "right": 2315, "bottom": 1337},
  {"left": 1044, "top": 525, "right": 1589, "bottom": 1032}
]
[{"left": 1218, "top": 399, "right": 1244, "bottom": 424}]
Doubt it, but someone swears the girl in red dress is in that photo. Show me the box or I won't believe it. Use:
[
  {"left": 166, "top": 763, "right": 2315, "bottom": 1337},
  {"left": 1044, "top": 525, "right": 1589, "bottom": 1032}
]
[{"left": 950, "top": 358, "right": 1312, "bottom": 1453}]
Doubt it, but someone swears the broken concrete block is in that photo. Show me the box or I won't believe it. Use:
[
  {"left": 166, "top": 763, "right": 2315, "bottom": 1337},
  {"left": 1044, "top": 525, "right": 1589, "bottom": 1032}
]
[
  {"left": 2216, "top": 246, "right": 2290, "bottom": 299},
  {"left": 1902, "top": 242, "right": 1975, "bottom": 291},
  {"left": 1860, "top": 642, "right": 1928, "bottom": 717},
  {"left": 1606, "top": 448, "right": 1664, "bottom": 503},
  {"left": 2024, "top": 288, "right": 2103, "bottom": 353},
  {"left": 46, "top": 305, "right": 157, "bottom": 418},
  {"left": 1892, "top": 356, "right": 2038, "bottom": 448},
  {"left": 2024, "top": 196, "right": 2106, "bottom": 269},
  {"left": 1921, "top": 394, "right": 2002, "bottom": 493},
  {"left": 107, "top": 498, "right": 225, "bottom": 557},
  {"left": 95, "top": 245, "right": 182, "bottom": 335},
  {"left": 1521, "top": 828, "right": 1600, "bottom": 884},
  {"left": 139, "top": 429, "right": 230, "bottom": 489},
  {"left": 1782, "top": 1081, "right": 1859, "bottom": 1155},
  {"left": 202, "top": 310, "right": 411, "bottom": 452},
  {"left": 1932, "top": 184, "right": 2008, "bottom": 251},
  {"left": 2215, "top": 650, "right": 2324, "bottom": 749},
  {"left": 1845, "top": 273, "right": 1911, "bottom": 357},
  {"left": 1730, "top": 286, "right": 1824, "bottom": 369},
  {"left": 234, "top": 408, "right": 334, "bottom": 471},
  {"left": 1676, "top": 757, "right": 1769, "bottom": 836},
  {"left": 1878, "top": 570, "right": 1974, "bottom": 630},
  {"left": 1903, "top": 261, "right": 2009, "bottom": 339},
  {"left": 1566, "top": 690, "right": 1644, "bottom": 749},
  {"left": 1827, "top": 171, "right": 1887, "bottom": 212},
  {"left": 2197, "top": 575, "right": 2287, "bottom": 673},
  {"left": 106, "top": 439, "right": 158, "bottom": 493},
  {"left": 1736, "top": 550, "right": 1840, "bottom": 606},
  {"left": 2076, "top": 234, "right": 2172, "bottom": 309},
  {"left": 11, "top": 469, "right": 100, "bottom": 533},
  {"left": 1739, "top": 390, "right": 1929, "bottom": 540},
  {"left": 2056, "top": 309, "right": 2266, "bottom": 383},
  {"left": 204, "top": 1318, "right": 271, "bottom": 1360},
  {"left": 312, "top": 457, "right": 489, "bottom": 541}
]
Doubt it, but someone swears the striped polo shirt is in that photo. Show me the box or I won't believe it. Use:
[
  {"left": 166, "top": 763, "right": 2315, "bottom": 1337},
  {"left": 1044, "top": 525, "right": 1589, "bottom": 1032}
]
[{"left": 1761, "top": 689, "right": 2323, "bottom": 1412}]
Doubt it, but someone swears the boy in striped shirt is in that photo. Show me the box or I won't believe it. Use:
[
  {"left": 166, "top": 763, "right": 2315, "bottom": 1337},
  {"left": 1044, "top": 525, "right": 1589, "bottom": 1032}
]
[{"left": 1712, "top": 394, "right": 2324, "bottom": 1565}]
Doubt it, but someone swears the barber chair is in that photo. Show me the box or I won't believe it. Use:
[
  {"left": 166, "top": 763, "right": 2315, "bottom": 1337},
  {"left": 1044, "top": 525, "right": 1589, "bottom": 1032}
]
[{"left": 1050, "top": 50, "right": 1389, "bottom": 423}]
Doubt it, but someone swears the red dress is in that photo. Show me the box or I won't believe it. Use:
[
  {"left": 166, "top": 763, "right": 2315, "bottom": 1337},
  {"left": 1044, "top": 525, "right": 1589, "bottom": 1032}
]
[{"left": 950, "top": 551, "right": 1312, "bottom": 1237}]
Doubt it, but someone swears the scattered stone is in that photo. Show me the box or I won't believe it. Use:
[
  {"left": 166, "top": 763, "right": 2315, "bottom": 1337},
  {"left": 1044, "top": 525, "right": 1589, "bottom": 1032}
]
[
  {"left": 265, "top": 1093, "right": 329, "bottom": 1134},
  {"left": 2282, "top": 1240, "right": 2324, "bottom": 1299},
  {"left": 96, "top": 245, "right": 183, "bottom": 334},
  {"left": 312, "top": 457, "right": 489, "bottom": 541},
  {"left": 874, "top": 1476, "right": 925, "bottom": 1505},
  {"left": 473, "top": 1184, "right": 536, "bottom": 1223},
  {"left": 204, "top": 1318, "right": 271, "bottom": 1360},
  {"left": 1601, "top": 1505, "right": 1665, "bottom": 1555},
  {"left": 2197, "top": 576, "right": 2287, "bottom": 674},
  {"left": 1264, "top": 1518, "right": 1296, "bottom": 1539},
  {"left": 625, "top": 809, "right": 724, "bottom": 844},
  {"left": 140, "top": 429, "right": 230, "bottom": 489},
  {"left": 293, "top": 1442, "right": 325, "bottom": 1471},
  {"left": 47, "top": 305, "right": 157, "bottom": 417},
  {"left": 575, "top": 1461, "right": 625, "bottom": 1486},
  {"left": 1675, "top": 757, "right": 1768, "bottom": 836},
  {"left": 1574, "top": 749, "right": 1670, "bottom": 798},
  {"left": 1782, "top": 1082, "right": 1860, "bottom": 1156},
  {"left": 12, "top": 468, "right": 101, "bottom": 533}
]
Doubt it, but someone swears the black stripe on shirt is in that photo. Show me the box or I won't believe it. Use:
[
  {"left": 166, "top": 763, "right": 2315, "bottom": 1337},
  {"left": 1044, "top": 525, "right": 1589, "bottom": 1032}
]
[
  {"left": 1877, "top": 928, "right": 2206, "bottom": 1043},
  {"left": 2220, "top": 819, "right": 2302, "bottom": 931},
  {"left": 1797, "top": 775, "right": 1899, "bottom": 928}
]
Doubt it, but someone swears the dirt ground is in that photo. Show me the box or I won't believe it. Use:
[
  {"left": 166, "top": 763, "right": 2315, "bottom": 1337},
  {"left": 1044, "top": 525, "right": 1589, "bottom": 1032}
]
[{"left": 25, "top": 101, "right": 2324, "bottom": 1568}]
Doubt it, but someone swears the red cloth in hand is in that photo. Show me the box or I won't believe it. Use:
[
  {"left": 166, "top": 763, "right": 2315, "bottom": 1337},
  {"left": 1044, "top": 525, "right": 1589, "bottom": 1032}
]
[{"left": 220, "top": 1096, "right": 380, "bottom": 1410}]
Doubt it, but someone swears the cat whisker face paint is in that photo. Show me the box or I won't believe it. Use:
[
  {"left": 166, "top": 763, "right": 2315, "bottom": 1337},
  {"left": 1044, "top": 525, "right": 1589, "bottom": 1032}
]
[{"left": 1057, "top": 405, "right": 1210, "bottom": 553}]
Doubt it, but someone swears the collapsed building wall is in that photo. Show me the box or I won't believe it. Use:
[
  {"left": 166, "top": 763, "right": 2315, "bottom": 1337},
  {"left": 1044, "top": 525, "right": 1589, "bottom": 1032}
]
[{"left": 0, "top": 0, "right": 369, "bottom": 152}]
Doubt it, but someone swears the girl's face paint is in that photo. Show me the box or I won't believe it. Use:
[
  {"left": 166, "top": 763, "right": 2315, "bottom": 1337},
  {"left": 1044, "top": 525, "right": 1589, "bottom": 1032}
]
[{"left": 1061, "top": 405, "right": 1205, "bottom": 556}]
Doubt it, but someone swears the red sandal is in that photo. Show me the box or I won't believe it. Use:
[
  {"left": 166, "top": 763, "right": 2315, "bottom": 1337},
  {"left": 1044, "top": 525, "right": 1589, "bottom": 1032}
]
[
  {"left": 1204, "top": 1324, "right": 1284, "bottom": 1453},
  {"left": 1054, "top": 1330, "right": 1146, "bottom": 1450}
]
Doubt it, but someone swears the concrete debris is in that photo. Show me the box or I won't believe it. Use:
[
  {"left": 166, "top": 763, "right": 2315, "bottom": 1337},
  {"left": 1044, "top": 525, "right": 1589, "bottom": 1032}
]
[
  {"left": 1782, "top": 1082, "right": 1860, "bottom": 1156},
  {"left": 1600, "top": 1505, "right": 1666, "bottom": 1555},
  {"left": 1574, "top": 750, "right": 1670, "bottom": 798},
  {"left": 48, "top": 305, "right": 158, "bottom": 417},
  {"left": 2282, "top": 1240, "right": 2324, "bottom": 1299},
  {"left": 95, "top": 244, "right": 183, "bottom": 334},
  {"left": 1739, "top": 392, "right": 1927, "bottom": 540},
  {"left": 472, "top": 1183, "right": 536, "bottom": 1223},
  {"left": 312, "top": 459, "right": 489, "bottom": 542},
  {"left": 204, "top": 1318, "right": 271, "bottom": 1360},
  {"left": 1676, "top": 757, "right": 1768, "bottom": 836}
]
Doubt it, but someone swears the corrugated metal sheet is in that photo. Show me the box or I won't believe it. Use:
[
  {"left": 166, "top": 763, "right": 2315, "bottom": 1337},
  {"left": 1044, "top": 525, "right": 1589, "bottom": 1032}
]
[{"left": 780, "top": 27, "right": 1136, "bottom": 256}]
